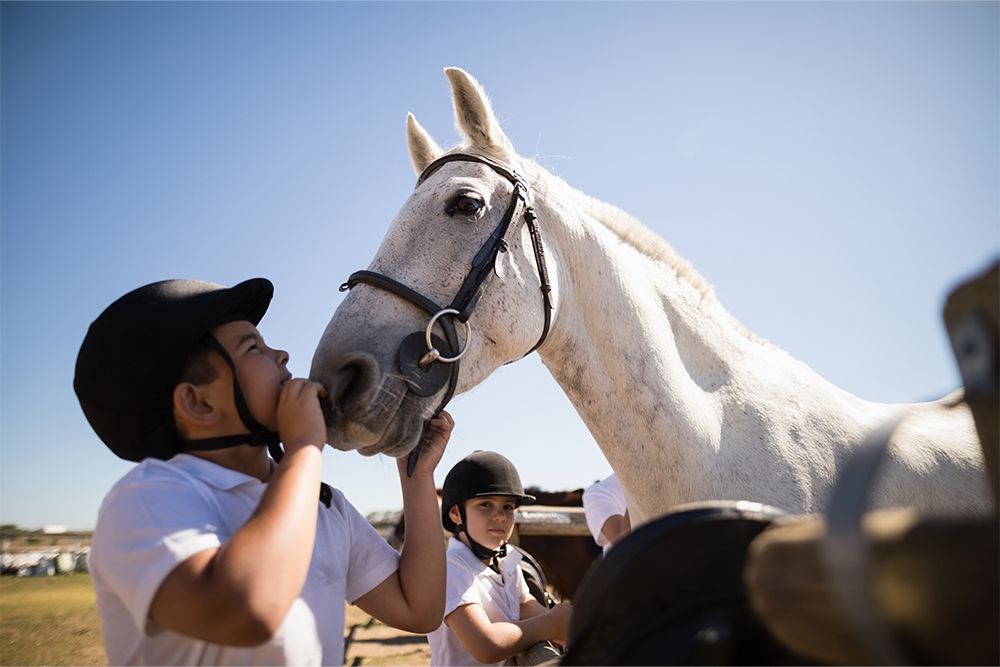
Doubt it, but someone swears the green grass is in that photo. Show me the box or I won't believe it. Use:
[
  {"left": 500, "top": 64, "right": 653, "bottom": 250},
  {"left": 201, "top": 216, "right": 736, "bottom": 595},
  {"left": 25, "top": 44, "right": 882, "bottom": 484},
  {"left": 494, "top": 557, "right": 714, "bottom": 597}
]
[{"left": 0, "top": 573, "right": 106, "bottom": 666}]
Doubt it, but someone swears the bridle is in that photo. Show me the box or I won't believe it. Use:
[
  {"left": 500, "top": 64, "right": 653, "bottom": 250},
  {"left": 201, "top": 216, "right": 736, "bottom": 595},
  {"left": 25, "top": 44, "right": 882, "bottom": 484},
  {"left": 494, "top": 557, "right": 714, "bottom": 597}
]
[{"left": 339, "top": 153, "right": 553, "bottom": 473}]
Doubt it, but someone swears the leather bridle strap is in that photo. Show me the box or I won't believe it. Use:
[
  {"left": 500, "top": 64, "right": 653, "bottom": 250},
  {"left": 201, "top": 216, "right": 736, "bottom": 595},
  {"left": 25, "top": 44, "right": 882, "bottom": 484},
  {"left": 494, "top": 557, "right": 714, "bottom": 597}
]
[
  {"left": 339, "top": 184, "right": 521, "bottom": 325},
  {"left": 340, "top": 268, "right": 464, "bottom": 406},
  {"left": 420, "top": 152, "right": 551, "bottom": 353},
  {"left": 449, "top": 180, "right": 525, "bottom": 322},
  {"left": 341, "top": 269, "right": 464, "bottom": 410},
  {"left": 522, "top": 204, "right": 553, "bottom": 355},
  {"left": 183, "top": 333, "right": 333, "bottom": 507},
  {"left": 344, "top": 270, "right": 446, "bottom": 319},
  {"left": 341, "top": 152, "right": 552, "bottom": 360},
  {"left": 415, "top": 152, "right": 521, "bottom": 188},
  {"left": 339, "top": 153, "right": 553, "bottom": 475}
]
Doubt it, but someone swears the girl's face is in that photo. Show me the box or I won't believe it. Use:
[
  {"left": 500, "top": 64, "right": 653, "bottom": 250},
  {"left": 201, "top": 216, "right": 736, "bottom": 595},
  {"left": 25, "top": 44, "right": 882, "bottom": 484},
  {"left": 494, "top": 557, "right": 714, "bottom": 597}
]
[{"left": 451, "top": 495, "right": 517, "bottom": 555}]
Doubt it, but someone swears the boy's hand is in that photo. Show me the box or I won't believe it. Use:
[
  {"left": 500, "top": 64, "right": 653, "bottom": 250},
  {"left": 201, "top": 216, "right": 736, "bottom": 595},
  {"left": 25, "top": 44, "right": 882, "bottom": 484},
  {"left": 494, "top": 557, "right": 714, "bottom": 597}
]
[
  {"left": 397, "top": 410, "right": 453, "bottom": 477},
  {"left": 277, "top": 379, "right": 328, "bottom": 453}
]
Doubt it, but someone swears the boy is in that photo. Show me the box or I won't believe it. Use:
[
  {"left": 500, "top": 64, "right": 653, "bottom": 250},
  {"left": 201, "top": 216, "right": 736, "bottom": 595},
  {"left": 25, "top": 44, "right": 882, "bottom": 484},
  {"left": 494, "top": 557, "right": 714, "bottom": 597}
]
[
  {"left": 74, "top": 278, "right": 449, "bottom": 665},
  {"left": 428, "top": 451, "right": 572, "bottom": 666}
]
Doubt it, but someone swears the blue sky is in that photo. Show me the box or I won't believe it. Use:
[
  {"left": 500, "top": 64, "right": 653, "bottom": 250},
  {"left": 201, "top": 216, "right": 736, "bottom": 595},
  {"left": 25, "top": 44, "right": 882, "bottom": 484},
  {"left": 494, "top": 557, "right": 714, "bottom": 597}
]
[{"left": 2, "top": 2, "right": 997, "bottom": 530}]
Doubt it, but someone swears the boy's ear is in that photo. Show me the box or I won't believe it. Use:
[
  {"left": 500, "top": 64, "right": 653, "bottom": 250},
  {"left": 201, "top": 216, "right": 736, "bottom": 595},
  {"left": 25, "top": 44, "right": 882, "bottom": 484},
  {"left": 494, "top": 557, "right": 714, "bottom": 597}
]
[
  {"left": 448, "top": 504, "right": 463, "bottom": 527},
  {"left": 173, "top": 382, "right": 223, "bottom": 429}
]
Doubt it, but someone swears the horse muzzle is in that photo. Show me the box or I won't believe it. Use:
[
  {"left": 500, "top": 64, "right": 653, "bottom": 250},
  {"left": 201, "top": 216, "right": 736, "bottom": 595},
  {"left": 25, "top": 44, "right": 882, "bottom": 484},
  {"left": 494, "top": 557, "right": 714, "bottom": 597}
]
[{"left": 310, "top": 346, "right": 449, "bottom": 455}]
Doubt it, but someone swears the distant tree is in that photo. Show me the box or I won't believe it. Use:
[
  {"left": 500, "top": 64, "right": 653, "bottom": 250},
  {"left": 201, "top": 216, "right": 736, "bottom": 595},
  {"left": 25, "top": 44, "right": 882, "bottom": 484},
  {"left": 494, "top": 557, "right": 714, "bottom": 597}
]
[{"left": 0, "top": 524, "right": 18, "bottom": 532}]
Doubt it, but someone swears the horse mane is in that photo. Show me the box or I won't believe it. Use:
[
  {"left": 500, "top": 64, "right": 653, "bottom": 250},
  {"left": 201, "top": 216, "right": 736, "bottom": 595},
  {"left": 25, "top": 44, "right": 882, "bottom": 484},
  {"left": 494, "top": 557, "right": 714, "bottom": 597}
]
[
  {"left": 522, "top": 159, "right": 770, "bottom": 346},
  {"left": 579, "top": 193, "right": 716, "bottom": 300}
]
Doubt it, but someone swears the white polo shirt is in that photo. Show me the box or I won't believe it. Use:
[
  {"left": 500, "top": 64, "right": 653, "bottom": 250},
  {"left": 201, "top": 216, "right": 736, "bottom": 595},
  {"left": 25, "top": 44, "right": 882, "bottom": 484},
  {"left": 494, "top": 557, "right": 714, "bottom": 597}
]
[
  {"left": 427, "top": 536, "right": 530, "bottom": 666},
  {"left": 89, "top": 453, "right": 399, "bottom": 666},
  {"left": 582, "top": 473, "right": 628, "bottom": 554}
]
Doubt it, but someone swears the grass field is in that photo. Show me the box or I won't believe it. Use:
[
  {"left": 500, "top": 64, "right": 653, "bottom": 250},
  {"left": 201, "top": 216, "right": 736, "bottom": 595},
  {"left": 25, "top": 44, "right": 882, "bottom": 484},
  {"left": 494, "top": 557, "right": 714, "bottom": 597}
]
[
  {"left": 0, "top": 573, "right": 107, "bottom": 666},
  {"left": 0, "top": 574, "right": 426, "bottom": 666}
]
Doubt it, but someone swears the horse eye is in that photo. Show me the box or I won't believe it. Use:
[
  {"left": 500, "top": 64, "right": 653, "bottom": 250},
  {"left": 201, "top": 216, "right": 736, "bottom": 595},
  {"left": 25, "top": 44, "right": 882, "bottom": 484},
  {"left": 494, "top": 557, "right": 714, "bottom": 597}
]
[{"left": 447, "top": 195, "right": 484, "bottom": 216}]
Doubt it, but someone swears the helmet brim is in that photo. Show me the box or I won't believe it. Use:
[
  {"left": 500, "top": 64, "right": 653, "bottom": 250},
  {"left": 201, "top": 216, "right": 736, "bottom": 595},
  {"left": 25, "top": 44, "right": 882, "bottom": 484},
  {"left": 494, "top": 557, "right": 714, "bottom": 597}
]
[{"left": 75, "top": 278, "right": 274, "bottom": 462}]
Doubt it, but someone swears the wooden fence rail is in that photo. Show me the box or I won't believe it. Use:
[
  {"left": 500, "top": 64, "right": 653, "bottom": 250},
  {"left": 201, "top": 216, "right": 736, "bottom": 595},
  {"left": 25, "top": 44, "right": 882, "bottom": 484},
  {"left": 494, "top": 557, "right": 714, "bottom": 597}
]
[{"left": 515, "top": 505, "right": 590, "bottom": 536}]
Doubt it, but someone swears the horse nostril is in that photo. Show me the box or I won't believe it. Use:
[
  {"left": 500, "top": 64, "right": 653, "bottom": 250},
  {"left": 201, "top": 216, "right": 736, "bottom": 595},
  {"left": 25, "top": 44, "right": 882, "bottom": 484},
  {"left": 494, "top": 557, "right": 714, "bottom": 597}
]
[{"left": 329, "top": 354, "right": 378, "bottom": 416}]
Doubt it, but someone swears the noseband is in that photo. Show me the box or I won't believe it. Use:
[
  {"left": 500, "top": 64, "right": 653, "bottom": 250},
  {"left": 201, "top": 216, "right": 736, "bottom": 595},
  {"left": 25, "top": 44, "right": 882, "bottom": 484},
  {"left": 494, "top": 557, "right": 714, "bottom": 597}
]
[{"left": 339, "top": 153, "right": 553, "bottom": 473}]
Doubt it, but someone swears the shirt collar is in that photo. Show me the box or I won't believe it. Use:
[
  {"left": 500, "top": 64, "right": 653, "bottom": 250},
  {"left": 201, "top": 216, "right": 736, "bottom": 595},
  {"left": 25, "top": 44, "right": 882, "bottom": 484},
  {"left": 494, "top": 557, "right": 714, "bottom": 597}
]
[
  {"left": 447, "top": 535, "right": 523, "bottom": 574},
  {"left": 167, "top": 452, "right": 273, "bottom": 491}
]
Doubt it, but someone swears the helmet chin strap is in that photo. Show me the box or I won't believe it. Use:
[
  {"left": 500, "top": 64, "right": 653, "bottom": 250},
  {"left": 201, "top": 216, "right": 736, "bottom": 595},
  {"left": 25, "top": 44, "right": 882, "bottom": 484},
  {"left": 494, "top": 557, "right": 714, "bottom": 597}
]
[
  {"left": 182, "top": 334, "right": 280, "bottom": 454},
  {"left": 183, "top": 333, "right": 332, "bottom": 508},
  {"left": 457, "top": 504, "right": 507, "bottom": 573}
]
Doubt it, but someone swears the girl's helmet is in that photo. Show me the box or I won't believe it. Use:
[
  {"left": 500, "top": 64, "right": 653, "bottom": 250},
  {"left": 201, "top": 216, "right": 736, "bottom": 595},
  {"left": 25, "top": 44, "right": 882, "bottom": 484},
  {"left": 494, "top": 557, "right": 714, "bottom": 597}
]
[{"left": 441, "top": 450, "right": 535, "bottom": 533}]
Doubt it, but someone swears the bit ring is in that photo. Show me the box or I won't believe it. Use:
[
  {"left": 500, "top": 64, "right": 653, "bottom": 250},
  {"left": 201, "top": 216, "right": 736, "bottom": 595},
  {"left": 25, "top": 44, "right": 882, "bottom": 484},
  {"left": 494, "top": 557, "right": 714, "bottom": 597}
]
[{"left": 422, "top": 309, "right": 471, "bottom": 364}]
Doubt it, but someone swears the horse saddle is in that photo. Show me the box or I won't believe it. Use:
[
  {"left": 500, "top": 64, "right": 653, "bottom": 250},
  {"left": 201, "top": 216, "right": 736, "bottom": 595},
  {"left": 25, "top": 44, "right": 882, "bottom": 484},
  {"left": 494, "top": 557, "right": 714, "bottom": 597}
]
[{"left": 563, "top": 501, "right": 811, "bottom": 666}]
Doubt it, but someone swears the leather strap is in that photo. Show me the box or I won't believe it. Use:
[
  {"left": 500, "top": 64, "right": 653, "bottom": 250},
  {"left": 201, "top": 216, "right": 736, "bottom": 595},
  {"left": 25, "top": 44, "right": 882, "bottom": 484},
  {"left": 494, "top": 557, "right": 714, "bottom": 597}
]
[
  {"left": 523, "top": 205, "right": 553, "bottom": 354},
  {"left": 343, "top": 270, "right": 444, "bottom": 317},
  {"left": 340, "top": 153, "right": 554, "bottom": 474},
  {"left": 184, "top": 334, "right": 332, "bottom": 508},
  {"left": 417, "top": 152, "right": 522, "bottom": 188}
]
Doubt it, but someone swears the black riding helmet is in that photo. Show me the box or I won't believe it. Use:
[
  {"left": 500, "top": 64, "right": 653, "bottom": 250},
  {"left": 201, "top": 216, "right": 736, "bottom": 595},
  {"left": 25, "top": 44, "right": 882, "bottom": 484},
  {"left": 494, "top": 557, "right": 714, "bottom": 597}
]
[
  {"left": 441, "top": 451, "right": 535, "bottom": 563},
  {"left": 74, "top": 278, "right": 276, "bottom": 462}
]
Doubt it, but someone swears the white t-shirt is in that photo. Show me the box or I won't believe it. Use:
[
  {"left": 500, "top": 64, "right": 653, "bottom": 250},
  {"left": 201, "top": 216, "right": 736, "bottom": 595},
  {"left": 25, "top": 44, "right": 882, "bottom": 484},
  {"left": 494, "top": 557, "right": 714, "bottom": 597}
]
[
  {"left": 89, "top": 453, "right": 399, "bottom": 666},
  {"left": 427, "top": 536, "right": 530, "bottom": 667},
  {"left": 582, "top": 473, "right": 628, "bottom": 553}
]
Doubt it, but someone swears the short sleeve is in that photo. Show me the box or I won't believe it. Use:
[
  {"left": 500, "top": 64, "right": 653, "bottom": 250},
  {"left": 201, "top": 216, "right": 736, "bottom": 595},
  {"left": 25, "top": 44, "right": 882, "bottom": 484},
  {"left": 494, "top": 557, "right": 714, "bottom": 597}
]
[
  {"left": 341, "top": 493, "right": 400, "bottom": 604},
  {"left": 582, "top": 474, "right": 628, "bottom": 546},
  {"left": 89, "top": 467, "right": 225, "bottom": 632},
  {"left": 444, "top": 557, "right": 482, "bottom": 617}
]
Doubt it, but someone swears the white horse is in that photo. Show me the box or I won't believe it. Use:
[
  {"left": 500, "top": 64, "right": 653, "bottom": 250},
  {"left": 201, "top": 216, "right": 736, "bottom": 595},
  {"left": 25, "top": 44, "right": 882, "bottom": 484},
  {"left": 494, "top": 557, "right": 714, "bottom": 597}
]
[{"left": 310, "top": 68, "right": 991, "bottom": 526}]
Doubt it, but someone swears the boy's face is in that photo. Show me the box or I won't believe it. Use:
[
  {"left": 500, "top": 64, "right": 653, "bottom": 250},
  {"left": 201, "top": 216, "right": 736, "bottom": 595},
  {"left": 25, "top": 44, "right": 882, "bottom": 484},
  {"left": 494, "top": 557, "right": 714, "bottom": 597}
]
[
  {"left": 451, "top": 495, "right": 517, "bottom": 552},
  {"left": 211, "top": 320, "right": 292, "bottom": 432}
]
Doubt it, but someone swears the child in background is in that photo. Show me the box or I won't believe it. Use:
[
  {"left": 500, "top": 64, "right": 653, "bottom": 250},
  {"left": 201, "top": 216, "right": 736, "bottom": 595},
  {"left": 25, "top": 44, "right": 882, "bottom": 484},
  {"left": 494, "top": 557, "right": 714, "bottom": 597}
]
[
  {"left": 583, "top": 473, "right": 630, "bottom": 555},
  {"left": 428, "top": 450, "right": 572, "bottom": 666},
  {"left": 75, "top": 278, "right": 449, "bottom": 665}
]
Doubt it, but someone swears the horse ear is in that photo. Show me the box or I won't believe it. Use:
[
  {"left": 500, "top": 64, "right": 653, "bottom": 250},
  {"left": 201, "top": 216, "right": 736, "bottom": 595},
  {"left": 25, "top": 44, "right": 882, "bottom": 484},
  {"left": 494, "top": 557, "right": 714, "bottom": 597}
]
[
  {"left": 444, "top": 67, "right": 514, "bottom": 156},
  {"left": 407, "top": 113, "right": 442, "bottom": 175}
]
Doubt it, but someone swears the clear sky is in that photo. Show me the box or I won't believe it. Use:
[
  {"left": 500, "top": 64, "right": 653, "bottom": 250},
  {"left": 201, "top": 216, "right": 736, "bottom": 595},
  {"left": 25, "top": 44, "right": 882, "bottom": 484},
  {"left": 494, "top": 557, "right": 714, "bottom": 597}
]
[{"left": 2, "top": 2, "right": 997, "bottom": 530}]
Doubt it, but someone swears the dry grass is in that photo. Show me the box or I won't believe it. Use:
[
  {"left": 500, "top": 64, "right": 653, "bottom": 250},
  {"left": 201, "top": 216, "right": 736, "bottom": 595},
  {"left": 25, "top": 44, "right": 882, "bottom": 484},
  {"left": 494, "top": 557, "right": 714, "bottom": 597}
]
[
  {"left": 0, "top": 573, "right": 106, "bottom": 666},
  {"left": 343, "top": 604, "right": 431, "bottom": 666},
  {"left": 0, "top": 574, "right": 429, "bottom": 667}
]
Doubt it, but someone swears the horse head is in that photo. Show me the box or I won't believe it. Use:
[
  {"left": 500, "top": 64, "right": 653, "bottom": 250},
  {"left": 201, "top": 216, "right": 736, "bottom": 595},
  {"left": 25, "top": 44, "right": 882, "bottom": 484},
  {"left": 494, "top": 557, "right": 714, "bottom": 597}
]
[{"left": 310, "top": 68, "right": 559, "bottom": 457}]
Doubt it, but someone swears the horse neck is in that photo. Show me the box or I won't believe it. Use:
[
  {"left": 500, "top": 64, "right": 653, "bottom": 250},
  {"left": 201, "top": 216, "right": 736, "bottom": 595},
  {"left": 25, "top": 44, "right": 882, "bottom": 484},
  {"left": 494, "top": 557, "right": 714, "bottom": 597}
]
[
  {"left": 530, "top": 183, "right": 878, "bottom": 521},
  {"left": 537, "top": 199, "right": 739, "bottom": 475}
]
